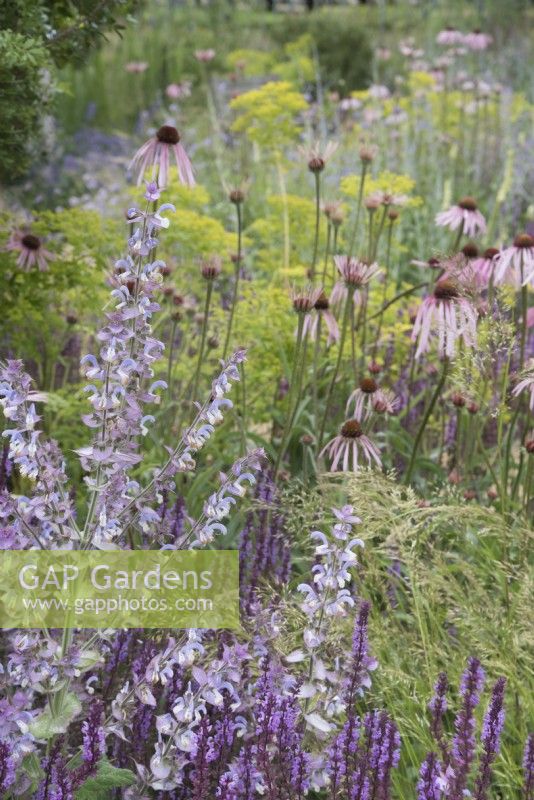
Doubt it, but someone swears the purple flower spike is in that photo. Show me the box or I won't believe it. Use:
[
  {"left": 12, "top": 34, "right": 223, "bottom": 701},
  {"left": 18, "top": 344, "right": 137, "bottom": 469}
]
[
  {"left": 473, "top": 676, "right": 506, "bottom": 800},
  {"left": 523, "top": 733, "right": 534, "bottom": 800},
  {"left": 450, "top": 657, "right": 486, "bottom": 799},
  {"left": 417, "top": 752, "right": 441, "bottom": 800}
]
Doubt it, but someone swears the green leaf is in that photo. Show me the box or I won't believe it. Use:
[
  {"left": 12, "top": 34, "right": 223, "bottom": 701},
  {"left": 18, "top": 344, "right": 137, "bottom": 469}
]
[
  {"left": 75, "top": 761, "right": 136, "bottom": 799},
  {"left": 28, "top": 692, "right": 82, "bottom": 740}
]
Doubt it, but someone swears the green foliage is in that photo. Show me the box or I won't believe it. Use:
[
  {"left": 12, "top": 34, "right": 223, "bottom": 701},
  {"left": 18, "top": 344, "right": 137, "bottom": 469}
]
[
  {"left": 29, "top": 691, "right": 82, "bottom": 739},
  {"left": 75, "top": 761, "right": 136, "bottom": 799},
  {"left": 0, "top": 31, "right": 48, "bottom": 182},
  {"left": 271, "top": 8, "right": 373, "bottom": 95},
  {"left": 0, "top": 208, "right": 118, "bottom": 387},
  {"left": 0, "top": 0, "right": 141, "bottom": 183}
]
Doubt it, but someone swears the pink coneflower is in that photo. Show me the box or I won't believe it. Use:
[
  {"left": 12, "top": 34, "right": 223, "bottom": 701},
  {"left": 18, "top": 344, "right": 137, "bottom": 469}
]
[
  {"left": 165, "top": 81, "right": 192, "bottom": 100},
  {"left": 436, "top": 27, "right": 464, "bottom": 46},
  {"left": 125, "top": 61, "right": 148, "bottom": 74},
  {"left": 368, "top": 85, "right": 390, "bottom": 100},
  {"left": 6, "top": 231, "right": 55, "bottom": 272},
  {"left": 371, "top": 388, "right": 399, "bottom": 415},
  {"left": 323, "top": 201, "right": 345, "bottom": 228},
  {"left": 195, "top": 49, "right": 216, "bottom": 63},
  {"left": 513, "top": 363, "right": 534, "bottom": 412},
  {"left": 411, "top": 256, "right": 444, "bottom": 272},
  {"left": 291, "top": 285, "right": 323, "bottom": 315},
  {"left": 129, "top": 125, "right": 195, "bottom": 187},
  {"left": 440, "top": 246, "right": 490, "bottom": 293},
  {"left": 366, "top": 190, "right": 409, "bottom": 208},
  {"left": 302, "top": 291, "right": 340, "bottom": 345},
  {"left": 463, "top": 30, "right": 493, "bottom": 51},
  {"left": 298, "top": 141, "right": 338, "bottom": 173},
  {"left": 411, "top": 279, "right": 478, "bottom": 358},
  {"left": 471, "top": 247, "right": 500, "bottom": 287},
  {"left": 493, "top": 234, "right": 534, "bottom": 288},
  {"left": 346, "top": 377, "right": 379, "bottom": 420},
  {"left": 435, "top": 197, "right": 487, "bottom": 238},
  {"left": 320, "top": 419, "right": 382, "bottom": 472},
  {"left": 331, "top": 256, "right": 381, "bottom": 308}
]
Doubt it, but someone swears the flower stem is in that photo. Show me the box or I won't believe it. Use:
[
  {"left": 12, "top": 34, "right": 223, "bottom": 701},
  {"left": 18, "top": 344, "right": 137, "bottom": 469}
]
[
  {"left": 405, "top": 357, "right": 449, "bottom": 484},
  {"left": 274, "top": 314, "right": 305, "bottom": 477},
  {"left": 318, "top": 296, "right": 351, "bottom": 451},
  {"left": 191, "top": 282, "right": 213, "bottom": 410},
  {"left": 348, "top": 163, "right": 368, "bottom": 258},
  {"left": 310, "top": 171, "right": 321, "bottom": 281},
  {"left": 223, "top": 202, "right": 243, "bottom": 359}
]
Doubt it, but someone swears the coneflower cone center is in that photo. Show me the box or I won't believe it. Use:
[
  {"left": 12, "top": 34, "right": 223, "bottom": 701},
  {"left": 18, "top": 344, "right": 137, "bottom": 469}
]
[
  {"left": 458, "top": 196, "right": 478, "bottom": 211},
  {"left": 21, "top": 234, "right": 41, "bottom": 250},
  {"left": 341, "top": 420, "right": 363, "bottom": 438},
  {"left": 314, "top": 292, "right": 329, "bottom": 310},
  {"left": 360, "top": 377, "right": 378, "bottom": 394},
  {"left": 434, "top": 280, "right": 459, "bottom": 300},
  {"left": 514, "top": 233, "right": 534, "bottom": 248},
  {"left": 483, "top": 247, "right": 499, "bottom": 259},
  {"left": 157, "top": 125, "right": 180, "bottom": 145},
  {"left": 461, "top": 243, "right": 479, "bottom": 258}
]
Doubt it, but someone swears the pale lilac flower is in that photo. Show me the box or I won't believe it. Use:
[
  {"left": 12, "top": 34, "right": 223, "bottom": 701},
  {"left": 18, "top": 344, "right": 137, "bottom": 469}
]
[
  {"left": 302, "top": 291, "right": 340, "bottom": 345},
  {"left": 320, "top": 419, "right": 382, "bottom": 472},
  {"left": 464, "top": 30, "right": 493, "bottom": 50},
  {"left": 411, "top": 279, "right": 478, "bottom": 359},
  {"left": 165, "top": 81, "right": 191, "bottom": 100},
  {"left": 366, "top": 190, "right": 409, "bottom": 208},
  {"left": 435, "top": 197, "right": 486, "bottom": 238},
  {"left": 195, "top": 49, "right": 216, "bottom": 63},
  {"left": 371, "top": 388, "right": 399, "bottom": 415},
  {"left": 125, "top": 61, "right": 148, "bottom": 73},
  {"left": 299, "top": 140, "right": 338, "bottom": 173},
  {"left": 331, "top": 256, "right": 381, "bottom": 308},
  {"left": 513, "top": 362, "right": 534, "bottom": 411},
  {"left": 368, "top": 84, "right": 390, "bottom": 99},
  {"left": 346, "top": 377, "right": 379, "bottom": 420},
  {"left": 291, "top": 284, "right": 323, "bottom": 315},
  {"left": 130, "top": 125, "right": 195, "bottom": 187},
  {"left": 436, "top": 27, "right": 464, "bottom": 46},
  {"left": 471, "top": 247, "right": 501, "bottom": 287},
  {"left": 493, "top": 234, "right": 534, "bottom": 288},
  {"left": 5, "top": 231, "right": 55, "bottom": 272}
]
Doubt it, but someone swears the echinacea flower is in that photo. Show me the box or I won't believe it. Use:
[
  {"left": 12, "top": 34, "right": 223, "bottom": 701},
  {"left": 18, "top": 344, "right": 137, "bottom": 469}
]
[
  {"left": 371, "top": 388, "right": 399, "bottom": 415},
  {"left": 411, "top": 279, "right": 478, "bottom": 359},
  {"left": 331, "top": 256, "right": 381, "bottom": 308},
  {"left": 471, "top": 247, "right": 500, "bottom": 287},
  {"left": 299, "top": 141, "right": 338, "bottom": 173},
  {"left": 435, "top": 197, "right": 486, "bottom": 238},
  {"left": 346, "top": 377, "right": 379, "bottom": 420},
  {"left": 165, "top": 81, "right": 191, "bottom": 100},
  {"left": 320, "top": 419, "right": 382, "bottom": 472},
  {"left": 5, "top": 231, "right": 55, "bottom": 272},
  {"left": 125, "top": 61, "right": 148, "bottom": 73},
  {"left": 366, "top": 190, "right": 409, "bottom": 208},
  {"left": 195, "top": 49, "right": 216, "bottom": 63},
  {"left": 291, "top": 285, "right": 323, "bottom": 315},
  {"left": 323, "top": 201, "right": 345, "bottom": 228},
  {"left": 436, "top": 27, "right": 464, "bottom": 46},
  {"left": 302, "top": 291, "right": 340, "bottom": 345},
  {"left": 493, "top": 234, "right": 534, "bottom": 288},
  {"left": 129, "top": 125, "right": 195, "bottom": 187},
  {"left": 513, "top": 363, "right": 534, "bottom": 411},
  {"left": 463, "top": 30, "right": 493, "bottom": 51}
]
